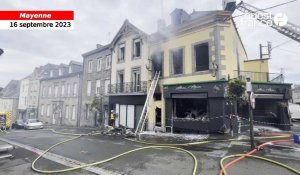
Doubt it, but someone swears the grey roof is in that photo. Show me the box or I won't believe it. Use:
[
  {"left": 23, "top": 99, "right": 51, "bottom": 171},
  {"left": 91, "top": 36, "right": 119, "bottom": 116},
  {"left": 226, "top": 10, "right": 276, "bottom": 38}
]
[
  {"left": 82, "top": 44, "right": 110, "bottom": 57},
  {"left": 0, "top": 80, "right": 20, "bottom": 99},
  {"left": 40, "top": 71, "right": 82, "bottom": 81},
  {"left": 69, "top": 60, "right": 83, "bottom": 66},
  {"left": 294, "top": 84, "right": 300, "bottom": 90},
  {"left": 24, "top": 63, "right": 60, "bottom": 80}
]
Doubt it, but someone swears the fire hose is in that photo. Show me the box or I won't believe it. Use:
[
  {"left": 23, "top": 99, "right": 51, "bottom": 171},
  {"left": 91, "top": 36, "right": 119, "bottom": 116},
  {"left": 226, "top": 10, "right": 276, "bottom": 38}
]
[{"left": 25, "top": 129, "right": 298, "bottom": 175}]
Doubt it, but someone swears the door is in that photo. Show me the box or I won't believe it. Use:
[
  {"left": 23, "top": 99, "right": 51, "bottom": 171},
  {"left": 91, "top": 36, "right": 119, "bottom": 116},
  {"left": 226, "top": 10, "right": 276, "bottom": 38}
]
[
  {"left": 120, "top": 105, "right": 127, "bottom": 127},
  {"left": 132, "top": 68, "right": 141, "bottom": 92},
  {"left": 134, "top": 105, "right": 143, "bottom": 129},
  {"left": 127, "top": 105, "right": 135, "bottom": 128},
  {"left": 115, "top": 104, "right": 120, "bottom": 127}
]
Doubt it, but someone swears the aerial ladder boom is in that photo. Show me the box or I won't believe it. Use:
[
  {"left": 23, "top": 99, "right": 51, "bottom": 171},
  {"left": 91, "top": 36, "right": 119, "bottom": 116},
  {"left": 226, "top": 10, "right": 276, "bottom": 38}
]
[{"left": 223, "top": 0, "right": 300, "bottom": 42}]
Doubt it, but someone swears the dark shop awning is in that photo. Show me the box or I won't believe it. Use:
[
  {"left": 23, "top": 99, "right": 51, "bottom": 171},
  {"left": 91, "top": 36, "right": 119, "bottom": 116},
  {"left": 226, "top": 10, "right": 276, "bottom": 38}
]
[
  {"left": 172, "top": 93, "right": 207, "bottom": 99},
  {"left": 255, "top": 94, "right": 284, "bottom": 99}
]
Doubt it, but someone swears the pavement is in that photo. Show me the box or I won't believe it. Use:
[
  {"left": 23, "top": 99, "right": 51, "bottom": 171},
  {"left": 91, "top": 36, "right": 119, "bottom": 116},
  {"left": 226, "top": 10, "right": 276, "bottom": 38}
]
[{"left": 0, "top": 122, "right": 298, "bottom": 175}]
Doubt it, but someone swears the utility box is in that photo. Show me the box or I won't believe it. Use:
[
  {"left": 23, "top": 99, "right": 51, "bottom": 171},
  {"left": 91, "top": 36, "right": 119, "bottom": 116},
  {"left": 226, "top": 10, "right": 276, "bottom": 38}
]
[{"left": 294, "top": 133, "right": 300, "bottom": 144}]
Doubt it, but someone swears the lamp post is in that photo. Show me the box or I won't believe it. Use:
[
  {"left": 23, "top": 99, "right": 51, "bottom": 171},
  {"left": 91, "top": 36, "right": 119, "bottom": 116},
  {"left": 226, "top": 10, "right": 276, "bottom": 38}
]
[{"left": 246, "top": 77, "right": 255, "bottom": 149}]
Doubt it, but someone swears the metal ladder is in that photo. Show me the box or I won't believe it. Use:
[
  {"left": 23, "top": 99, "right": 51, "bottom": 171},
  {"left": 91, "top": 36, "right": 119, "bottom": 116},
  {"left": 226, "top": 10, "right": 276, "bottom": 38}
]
[
  {"left": 237, "top": 1, "right": 300, "bottom": 42},
  {"left": 134, "top": 71, "right": 160, "bottom": 136}
]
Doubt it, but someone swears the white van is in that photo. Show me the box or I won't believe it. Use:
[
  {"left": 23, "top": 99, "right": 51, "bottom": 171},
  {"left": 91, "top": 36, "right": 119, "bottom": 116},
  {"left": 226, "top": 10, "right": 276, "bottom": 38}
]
[{"left": 289, "top": 103, "right": 300, "bottom": 121}]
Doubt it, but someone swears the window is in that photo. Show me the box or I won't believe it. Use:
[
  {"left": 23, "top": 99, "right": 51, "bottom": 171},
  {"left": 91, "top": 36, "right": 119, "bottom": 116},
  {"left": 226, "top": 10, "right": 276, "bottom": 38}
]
[
  {"left": 46, "top": 105, "right": 50, "bottom": 117},
  {"left": 48, "top": 86, "right": 52, "bottom": 97},
  {"left": 97, "top": 58, "right": 101, "bottom": 71},
  {"left": 171, "top": 48, "right": 183, "bottom": 75},
  {"left": 88, "top": 60, "right": 93, "bottom": 73},
  {"left": 69, "top": 67, "right": 72, "bottom": 73},
  {"left": 106, "top": 55, "right": 111, "bottom": 69},
  {"left": 117, "top": 71, "right": 124, "bottom": 92},
  {"left": 133, "top": 39, "right": 141, "bottom": 58},
  {"left": 152, "top": 52, "right": 164, "bottom": 77},
  {"left": 41, "top": 105, "right": 44, "bottom": 116},
  {"left": 73, "top": 83, "right": 77, "bottom": 97},
  {"left": 132, "top": 68, "right": 141, "bottom": 92},
  {"left": 50, "top": 71, "right": 54, "bottom": 77},
  {"left": 194, "top": 43, "right": 209, "bottom": 72},
  {"left": 87, "top": 81, "right": 91, "bottom": 96},
  {"left": 104, "top": 79, "right": 110, "bottom": 94},
  {"left": 118, "top": 43, "right": 125, "bottom": 62},
  {"left": 61, "top": 85, "right": 65, "bottom": 97},
  {"left": 54, "top": 85, "right": 58, "bottom": 97},
  {"left": 67, "top": 84, "right": 71, "bottom": 97},
  {"left": 96, "top": 79, "right": 101, "bottom": 95},
  {"left": 71, "top": 106, "right": 76, "bottom": 120},
  {"left": 43, "top": 87, "right": 46, "bottom": 97},
  {"left": 65, "top": 105, "right": 69, "bottom": 119}
]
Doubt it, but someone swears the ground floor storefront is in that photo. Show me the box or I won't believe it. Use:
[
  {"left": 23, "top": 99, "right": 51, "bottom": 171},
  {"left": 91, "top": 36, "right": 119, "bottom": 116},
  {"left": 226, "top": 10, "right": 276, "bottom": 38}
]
[
  {"left": 109, "top": 95, "right": 146, "bottom": 129},
  {"left": 161, "top": 81, "right": 292, "bottom": 133}
]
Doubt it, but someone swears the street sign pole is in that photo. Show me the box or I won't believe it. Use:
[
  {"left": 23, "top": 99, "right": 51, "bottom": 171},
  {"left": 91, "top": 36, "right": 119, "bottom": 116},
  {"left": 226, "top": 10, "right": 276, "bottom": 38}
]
[{"left": 246, "top": 78, "right": 255, "bottom": 149}]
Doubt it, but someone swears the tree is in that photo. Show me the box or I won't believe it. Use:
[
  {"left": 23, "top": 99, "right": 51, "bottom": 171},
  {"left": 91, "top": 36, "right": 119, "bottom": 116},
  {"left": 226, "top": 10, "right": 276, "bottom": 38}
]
[
  {"left": 227, "top": 79, "right": 246, "bottom": 102},
  {"left": 90, "top": 96, "right": 104, "bottom": 128}
]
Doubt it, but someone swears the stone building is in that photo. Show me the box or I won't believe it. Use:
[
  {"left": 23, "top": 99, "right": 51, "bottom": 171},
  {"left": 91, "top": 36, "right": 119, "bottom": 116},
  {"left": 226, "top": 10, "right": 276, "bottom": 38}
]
[
  {"left": 80, "top": 44, "right": 111, "bottom": 127},
  {"left": 18, "top": 63, "right": 59, "bottom": 121},
  {"left": 0, "top": 80, "right": 20, "bottom": 121},
  {"left": 38, "top": 61, "right": 83, "bottom": 126}
]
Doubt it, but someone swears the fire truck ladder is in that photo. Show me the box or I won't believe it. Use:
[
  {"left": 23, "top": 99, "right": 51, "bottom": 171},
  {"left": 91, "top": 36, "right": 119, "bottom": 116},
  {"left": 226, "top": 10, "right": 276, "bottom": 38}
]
[
  {"left": 134, "top": 71, "right": 160, "bottom": 136},
  {"left": 236, "top": 1, "right": 300, "bottom": 42}
]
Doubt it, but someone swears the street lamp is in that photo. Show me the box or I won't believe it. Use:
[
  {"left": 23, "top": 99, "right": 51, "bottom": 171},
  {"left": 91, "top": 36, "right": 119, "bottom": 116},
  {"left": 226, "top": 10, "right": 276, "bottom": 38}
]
[
  {"left": 0, "top": 48, "right": 3, "bottom": 56},
  {"left": 246, "top": 77, "right": 255, "bottom": 149}
]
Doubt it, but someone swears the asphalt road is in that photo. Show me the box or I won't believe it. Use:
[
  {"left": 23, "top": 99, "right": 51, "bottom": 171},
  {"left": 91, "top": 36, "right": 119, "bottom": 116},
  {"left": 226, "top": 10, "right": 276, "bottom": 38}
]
[{"left": 0, "top": 123, "right": 299, "bottom": 175}]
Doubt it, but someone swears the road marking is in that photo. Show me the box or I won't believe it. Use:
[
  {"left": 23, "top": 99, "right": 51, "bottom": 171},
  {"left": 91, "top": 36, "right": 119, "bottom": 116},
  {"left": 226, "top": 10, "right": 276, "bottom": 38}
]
[{"left": 0, "top": 137, "right": 121, "bottom": 175}]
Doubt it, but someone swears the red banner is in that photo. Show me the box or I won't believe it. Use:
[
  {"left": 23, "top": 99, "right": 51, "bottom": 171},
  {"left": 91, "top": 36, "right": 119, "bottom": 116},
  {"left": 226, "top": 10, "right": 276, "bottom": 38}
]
[{"left": 0, "top": 11, "right": 74, "bottom": 20}]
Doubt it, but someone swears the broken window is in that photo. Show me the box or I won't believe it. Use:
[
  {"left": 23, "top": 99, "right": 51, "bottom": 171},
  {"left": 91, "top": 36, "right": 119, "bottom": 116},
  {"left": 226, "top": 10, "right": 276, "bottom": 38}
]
[
  {"left": 173, "top": 98, "right": 208, "bottom": 120},
  {"left": 133, "top": 39, "right": 141, "bottom": 58},
  {"left": 194, "top": 43, "right": 209, "bottom": 72},
  {"left": 152, "top": 52, "right": 163, "bottom": 77},
  {"left": 171, "top": 48, "right": 183, "bottom": 75},
  {"left": 118, "top": 44, "right": 125, "bottom": 62}
]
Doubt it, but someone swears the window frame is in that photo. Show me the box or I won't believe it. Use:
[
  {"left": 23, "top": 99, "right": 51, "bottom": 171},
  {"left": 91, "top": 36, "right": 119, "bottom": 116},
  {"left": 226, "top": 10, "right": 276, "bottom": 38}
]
[
  {"left": 192, "top": 41, "right": 210, "bottom": 73},
  {"left": 87, "top": 80, "right": 92, "bottom": 97},
  {"left": 106, "top": 55, "right": 111, "bottom": 69},
  {"left": 170, "top": 47, "right": 185, "bottom": 76},
  {"left": 118, "top": 43, "right": 125, "bottom": 63},
  {"left": 132, "top": 38, "right": 141, "bottom": 59},
  {"left": 96, "top": 58, "right": 102, "bottom": 72},
  {"left": 96, "top": 79, "right": 101, "bottom": 95},
  {"left": 88, "top": 60, "right": 93, "bottom": 73}
]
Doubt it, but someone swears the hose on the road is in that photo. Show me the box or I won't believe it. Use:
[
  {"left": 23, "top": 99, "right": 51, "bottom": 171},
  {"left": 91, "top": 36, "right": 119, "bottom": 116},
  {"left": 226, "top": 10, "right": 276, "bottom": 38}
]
[
  {"left": 30, "top": 129, "right": 296, "bottom": 175},
  {"left": 220, "top": 154, "right": 300, "bottom": 175},
  {"left": 31, "top": 134, "right": 198, "bottom": 174}
]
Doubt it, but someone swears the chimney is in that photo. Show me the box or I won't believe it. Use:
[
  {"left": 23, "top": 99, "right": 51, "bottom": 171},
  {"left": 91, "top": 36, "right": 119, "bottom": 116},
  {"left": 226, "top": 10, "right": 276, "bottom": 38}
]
[
  {"left": 157, "top": 19, "right": 166, "bottom": 32},
  {"left": 96, "top": 44, "right": 103, "bottom": 49}
]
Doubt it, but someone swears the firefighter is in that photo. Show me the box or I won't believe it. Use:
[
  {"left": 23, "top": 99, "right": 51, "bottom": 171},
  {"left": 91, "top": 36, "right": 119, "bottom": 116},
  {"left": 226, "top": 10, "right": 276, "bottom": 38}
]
[{"left": 110, "top": 110, "right": 116, "bottom": 127}]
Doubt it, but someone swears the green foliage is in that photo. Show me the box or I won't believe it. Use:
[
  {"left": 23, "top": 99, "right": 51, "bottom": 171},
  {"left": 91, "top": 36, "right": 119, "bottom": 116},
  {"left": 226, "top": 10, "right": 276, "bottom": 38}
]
[
  {"left": 90, "top": 96, "right": 102, "bottom": 112},
  {"left": 227, "top": 79, "right": 246, "bottom": 100}
]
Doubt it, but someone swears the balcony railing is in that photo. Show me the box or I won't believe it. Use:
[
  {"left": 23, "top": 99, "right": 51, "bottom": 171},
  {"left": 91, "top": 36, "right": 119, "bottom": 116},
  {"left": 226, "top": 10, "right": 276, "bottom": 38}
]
[
  {"left": 234, "top": 70, "right": 284, "bottom": 83},
  {"left": 108, "top": 81, "right": 147, "bottom": 94}
]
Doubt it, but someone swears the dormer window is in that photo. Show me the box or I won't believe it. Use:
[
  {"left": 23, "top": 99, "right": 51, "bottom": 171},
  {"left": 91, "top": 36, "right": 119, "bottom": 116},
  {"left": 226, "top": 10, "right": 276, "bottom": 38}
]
[
  {"left": 118, "top": 43, "right": 125, "bottom": 63},
  {"left": 133, "top": 39, "right": 141, "bottom": 58}
]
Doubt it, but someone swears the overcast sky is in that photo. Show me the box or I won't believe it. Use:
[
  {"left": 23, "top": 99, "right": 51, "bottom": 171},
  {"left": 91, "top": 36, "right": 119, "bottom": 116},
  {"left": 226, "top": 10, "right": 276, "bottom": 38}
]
[{"left": 0, "top": 0, "right": 299, "bottom": 87}]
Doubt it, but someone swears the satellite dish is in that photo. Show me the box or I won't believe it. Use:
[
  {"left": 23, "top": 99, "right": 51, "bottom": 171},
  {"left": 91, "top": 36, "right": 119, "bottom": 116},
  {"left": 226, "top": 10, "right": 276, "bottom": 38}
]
[{"left": 0, "top": 48, "right": 3, "bottom": 56}]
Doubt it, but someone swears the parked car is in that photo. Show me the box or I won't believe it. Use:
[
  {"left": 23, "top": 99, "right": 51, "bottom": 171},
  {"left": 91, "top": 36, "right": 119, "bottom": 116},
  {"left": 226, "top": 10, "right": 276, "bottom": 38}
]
[
  {"left": 289, "top": 103, "right": 300, "bottom": 121},
  {"left": 12, "top": 120, "right": 24, "bottom": 129},
  {"left": 24, "top": 119, "right": 43, "bottom": 130}
]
